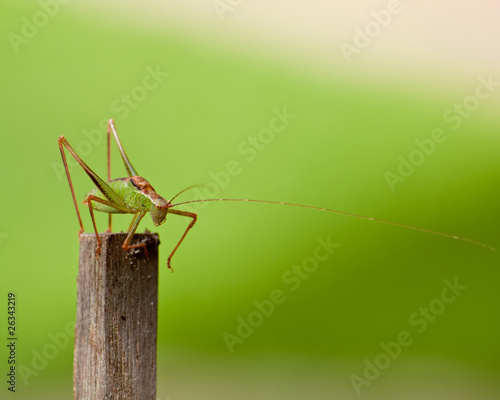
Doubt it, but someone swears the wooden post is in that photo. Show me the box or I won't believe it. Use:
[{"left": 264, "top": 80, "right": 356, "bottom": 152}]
[{"left": 74, "top": 232, "right": 159, "bottom": 400}]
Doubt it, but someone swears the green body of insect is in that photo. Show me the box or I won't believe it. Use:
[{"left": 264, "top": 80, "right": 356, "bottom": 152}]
[{"left": 58, "top": 119, "right": 494, "bottom": 272}]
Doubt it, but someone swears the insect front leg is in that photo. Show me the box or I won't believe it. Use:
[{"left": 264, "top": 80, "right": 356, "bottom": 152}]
[{"left": 167, "top": 209, "right": 198, "bottom": 271}]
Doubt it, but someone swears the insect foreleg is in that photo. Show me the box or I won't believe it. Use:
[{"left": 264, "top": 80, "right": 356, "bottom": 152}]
[{"left": 167, "top": 209, "right": 198, "bottom": 272}]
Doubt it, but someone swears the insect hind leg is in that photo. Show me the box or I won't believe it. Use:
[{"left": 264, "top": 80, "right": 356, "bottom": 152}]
[{"left": 58, "top": 136, "right": 85, "bottom": 236}]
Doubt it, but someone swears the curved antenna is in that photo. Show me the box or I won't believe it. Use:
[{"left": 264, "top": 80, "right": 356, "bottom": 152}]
[
  {"left": 170, "top": 198, "right": 496, "bottom": 251},
  {"left": 169, "top": 184, "right": 207, "bottom": 204}
]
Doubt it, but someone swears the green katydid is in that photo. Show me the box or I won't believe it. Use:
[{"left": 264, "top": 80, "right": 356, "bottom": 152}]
[{"left": 58, "top": 119, "right": 495, "bottom": 271}]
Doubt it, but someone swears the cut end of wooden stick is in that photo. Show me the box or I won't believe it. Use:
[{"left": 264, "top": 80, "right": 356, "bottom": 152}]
[{"left": 78, "top": 231, "right": 159, "bottom": 252}]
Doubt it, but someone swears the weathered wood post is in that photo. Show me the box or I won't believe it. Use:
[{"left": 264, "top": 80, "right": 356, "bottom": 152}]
[{"left": 74, "top": 232, "right": 159, "bottom": 399}]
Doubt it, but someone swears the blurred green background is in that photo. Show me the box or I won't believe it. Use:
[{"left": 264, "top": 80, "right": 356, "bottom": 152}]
[{"left": 1, "top": 1, "right": 499, "bottom": 399}]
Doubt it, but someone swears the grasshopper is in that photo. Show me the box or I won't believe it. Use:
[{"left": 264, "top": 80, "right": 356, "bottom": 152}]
[{"left": 58, "top": 119, "right": 495, "bottom": 271}]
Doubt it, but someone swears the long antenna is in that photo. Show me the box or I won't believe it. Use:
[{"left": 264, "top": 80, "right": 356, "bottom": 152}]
[
  {"left": 170, "top": 198, "right": 496, "bottom": 251},
  {"left": 169, "top": 184, "right": 206, "bottom": 204}
]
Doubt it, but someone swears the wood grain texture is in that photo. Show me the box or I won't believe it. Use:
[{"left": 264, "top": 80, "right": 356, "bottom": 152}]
[{"left": 74, "top": 232, "right": 159, "bottom": 400}]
